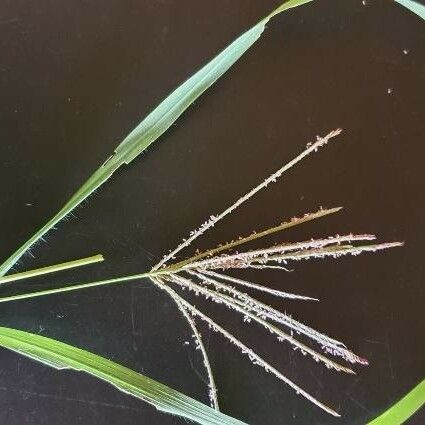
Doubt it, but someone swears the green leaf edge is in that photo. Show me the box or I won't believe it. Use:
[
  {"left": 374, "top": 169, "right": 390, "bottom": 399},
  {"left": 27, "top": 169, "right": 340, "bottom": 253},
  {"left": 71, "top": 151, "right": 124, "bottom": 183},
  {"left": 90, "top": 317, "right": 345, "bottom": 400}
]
[
  {"left": 0, "top": 326, "right": 247, "bottom": 425},
  {"left": 367, "top": 379, "right": 425, "bottom": 425},
  {"left": 394, "top": 0, "right": 425, "bottom": 19}
]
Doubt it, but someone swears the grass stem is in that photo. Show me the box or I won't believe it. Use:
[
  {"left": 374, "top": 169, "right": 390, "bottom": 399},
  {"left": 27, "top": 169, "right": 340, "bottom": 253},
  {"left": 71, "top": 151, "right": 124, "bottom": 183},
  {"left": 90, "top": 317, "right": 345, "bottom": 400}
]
[{"left": 0, "top": 254, "right": 104, "bottom": 285}]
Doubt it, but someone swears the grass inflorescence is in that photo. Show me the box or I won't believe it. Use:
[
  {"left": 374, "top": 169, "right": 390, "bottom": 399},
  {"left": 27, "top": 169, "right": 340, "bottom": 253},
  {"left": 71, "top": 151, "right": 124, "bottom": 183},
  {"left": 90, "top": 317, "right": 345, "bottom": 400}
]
[{"left": 0, "top": 130, "right": 402, "bottom": 416}]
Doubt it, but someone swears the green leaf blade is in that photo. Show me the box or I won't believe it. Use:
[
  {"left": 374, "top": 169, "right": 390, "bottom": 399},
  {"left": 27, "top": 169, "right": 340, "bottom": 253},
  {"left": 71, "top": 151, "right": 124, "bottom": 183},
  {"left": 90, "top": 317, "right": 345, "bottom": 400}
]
[
  {"left": 394, "top": 0, "right": 425, "bottom": 20},
  {"left": 114, "top": 24, "right": 266, "bottom": 165},
  {"left": 0, "top": 0, "right": 314, "bottom": 277},
  {"left": 367, "top": 379, "right": 425, "bottom": 425},
  {"left": 0, "top": 327, "right": 247, "bottom": 425}
]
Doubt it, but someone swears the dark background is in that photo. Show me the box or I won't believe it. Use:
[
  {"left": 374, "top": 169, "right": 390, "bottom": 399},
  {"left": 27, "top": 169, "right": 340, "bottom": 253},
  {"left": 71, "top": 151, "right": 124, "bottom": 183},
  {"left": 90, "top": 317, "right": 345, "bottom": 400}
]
[{"left": 0, "top": 0, "right": 424, "bottom": 424}]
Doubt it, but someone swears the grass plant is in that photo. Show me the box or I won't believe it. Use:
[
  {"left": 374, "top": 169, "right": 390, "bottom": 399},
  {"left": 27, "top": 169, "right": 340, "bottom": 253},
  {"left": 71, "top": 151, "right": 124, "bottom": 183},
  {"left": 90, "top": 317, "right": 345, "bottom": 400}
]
[{"left": 1, "top": 0, "right": 423, "bottom": 423}]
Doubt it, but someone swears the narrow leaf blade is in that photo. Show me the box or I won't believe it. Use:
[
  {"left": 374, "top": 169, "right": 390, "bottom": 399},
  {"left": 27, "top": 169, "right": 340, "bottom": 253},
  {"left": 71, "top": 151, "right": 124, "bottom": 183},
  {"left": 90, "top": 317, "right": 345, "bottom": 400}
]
[
  {"left": 394, "top": 0, "right": 425, "bottom": 19},
  {"left": 0, "top": 0, "right": 314, "bottom": 277},
  {"left": 367, "top": 379, "right": 425, "bottom": 425},
  {"left": 0, "top": 327, "right": 246, "bottom": 425}
]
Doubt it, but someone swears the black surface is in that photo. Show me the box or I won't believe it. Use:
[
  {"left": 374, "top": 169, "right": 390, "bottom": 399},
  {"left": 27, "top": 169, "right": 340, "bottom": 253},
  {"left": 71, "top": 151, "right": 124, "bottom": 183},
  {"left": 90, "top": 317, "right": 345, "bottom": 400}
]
[{"left": 0, "top": 1, "right": 424, "bottom": 424}]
